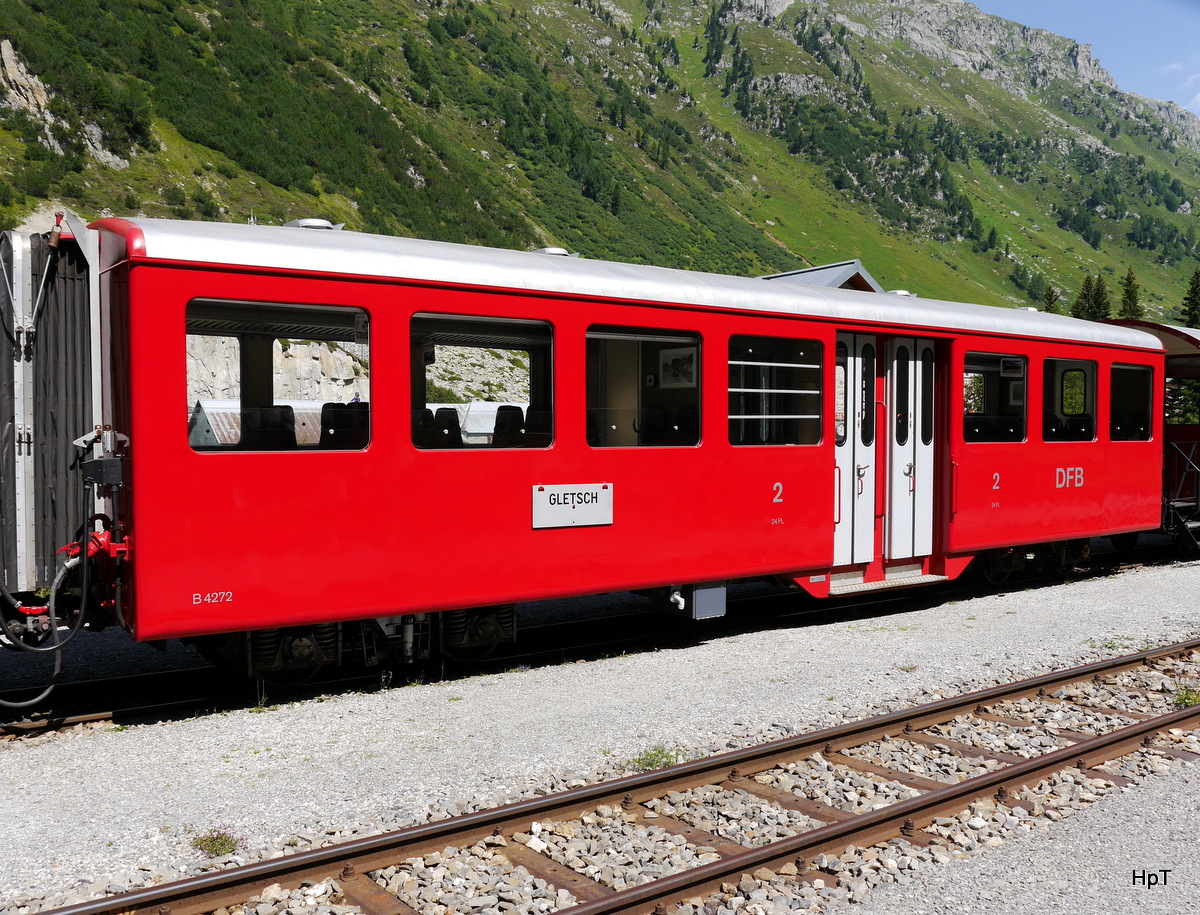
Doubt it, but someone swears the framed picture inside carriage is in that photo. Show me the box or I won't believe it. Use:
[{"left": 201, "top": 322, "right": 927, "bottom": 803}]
[{"left": 659, "top": 346, "right": 697, "bottom": 388}]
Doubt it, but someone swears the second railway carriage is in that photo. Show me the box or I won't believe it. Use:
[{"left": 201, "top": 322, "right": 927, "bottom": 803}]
[
  {"left": 2, "top": 216, "right": 1166, "bottom": 677},
  {"left": 1109, "top": 319, "right": 1200, "bottom": 554}
]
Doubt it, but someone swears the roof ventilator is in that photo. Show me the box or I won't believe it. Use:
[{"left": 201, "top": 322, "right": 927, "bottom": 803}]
[{"left": 284, "top": 218, "right": 344, "bottom": 230}]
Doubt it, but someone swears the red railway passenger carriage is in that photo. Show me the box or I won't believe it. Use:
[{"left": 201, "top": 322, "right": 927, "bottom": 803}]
[{"left": 0, "top": 216, "right": 1168, "bottom": 681}]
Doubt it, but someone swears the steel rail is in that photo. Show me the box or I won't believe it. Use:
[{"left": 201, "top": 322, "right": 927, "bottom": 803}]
[
  {"left": 564, "top": 701, "right": 1200, "bottom": 914},
  {"left": 37, "top": 637, "right": 1200, "bottom": 915}
]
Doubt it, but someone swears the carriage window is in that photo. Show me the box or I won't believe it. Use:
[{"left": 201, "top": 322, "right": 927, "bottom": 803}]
[
  {"left": 587, "top": 326, "right": 699, "bottom": 447},
  {"left": 1043, "top": 358, "right": 1096, "bottom": 442},
  {"left": 920, "top": 349, "right": 935, "bottom": 446},
  {"left": 860, "top": 344, "right": 876, "bottom": 447},
  {"left": 1166, "top": 368, "right": 1200, "bottom": 425},
  {"left": 962, "top": 353, "right": 1025, "bottom": 442},
  {"left": 186, "top": 300, "right": 370, "bottom": 451},
  {"left": 728, "top": 335, "right": 821, "bottom": 445},
  {"left": 835, "top": 342, "right": 848, "bottom": 446},
  {"left": 1111, "top": 365, "right": 1153, "bottom": 441},
  {"left": 894, "top": 345, "right": 910, "bottom": 447},
  {"left": 411, "top": 315, "right": 553, "bottom": 449}
]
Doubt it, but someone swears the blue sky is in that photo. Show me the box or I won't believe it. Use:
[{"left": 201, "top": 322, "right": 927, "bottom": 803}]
[{"left": 971, "top": 0, "right": 1200, "bottom": 115}]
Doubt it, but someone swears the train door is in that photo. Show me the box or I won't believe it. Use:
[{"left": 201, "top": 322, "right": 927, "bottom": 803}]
[
  {"left": 886, "top": 338, "right": 936, "bottom": 560},
  {"left": 834, "top": 334, "right": 876, "bottom": 565}
]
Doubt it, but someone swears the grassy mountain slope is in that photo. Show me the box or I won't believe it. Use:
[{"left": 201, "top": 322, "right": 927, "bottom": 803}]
[{"left": 1, "top": 0, "right": 1199, "bottom": 317}]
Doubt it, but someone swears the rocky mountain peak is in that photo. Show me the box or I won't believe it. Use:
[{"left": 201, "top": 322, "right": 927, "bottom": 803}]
[
  {"left": 831, "top": 0, "right": 1115, "bottom": 97},
  {"left": 787, "top": 0, "right": 1200, "bottom": 154}
]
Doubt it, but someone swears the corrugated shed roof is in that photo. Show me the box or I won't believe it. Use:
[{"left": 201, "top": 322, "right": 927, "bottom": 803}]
[{"left": 762, "top": 259, "right": 884, "bottom": 293}]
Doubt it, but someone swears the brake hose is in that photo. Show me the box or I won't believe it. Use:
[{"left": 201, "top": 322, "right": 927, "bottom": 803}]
[
  {"left": 0, "top": 482, "right": 96, "bottom": 708},
  {"left": 0, "top": 565, "right": 68, "bottom": 708}
]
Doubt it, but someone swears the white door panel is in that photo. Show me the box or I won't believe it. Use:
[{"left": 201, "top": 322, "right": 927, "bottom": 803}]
[
  {"left": 885, "top": 338, "right": 935, "bottom": 561},
  {"left": 913, "top": 341, "right": 936, "bottom": 556},
  {"left": 834, "top": 334, "right": 877, "bottom": 566},
  {"left": 886, "top": 338, "right": 916, "bottom": 559}
]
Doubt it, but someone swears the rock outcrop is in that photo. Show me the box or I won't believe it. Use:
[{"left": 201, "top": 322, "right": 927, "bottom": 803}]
[
  {"left": 187, "top": 339, "right": 370, "bottom": 407},
  {"left": 0, "top": 39, "right": 129, "bottom": 168}
]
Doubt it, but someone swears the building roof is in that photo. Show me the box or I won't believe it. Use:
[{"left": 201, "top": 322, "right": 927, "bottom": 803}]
[{"left": 761, "top": 259, "right": 883, "bottom": 293}]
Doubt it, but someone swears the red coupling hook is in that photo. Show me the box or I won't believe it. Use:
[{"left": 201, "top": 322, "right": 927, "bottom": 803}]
[{"left": 56, "top": 530, "right": 129, "bottom": 562}]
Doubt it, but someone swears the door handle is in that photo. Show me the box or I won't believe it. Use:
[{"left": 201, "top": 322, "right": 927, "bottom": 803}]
[
  {"left": 951, "top": 461, "right": 959, "bottom": 517},
  {"left": 834, "top": 466, "right": 842, "bottom": 524}
]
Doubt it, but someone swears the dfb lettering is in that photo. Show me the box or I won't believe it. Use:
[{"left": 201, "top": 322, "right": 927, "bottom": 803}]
[{"left": 1055, "top": 466, "right": 1084, "bottom": 488}]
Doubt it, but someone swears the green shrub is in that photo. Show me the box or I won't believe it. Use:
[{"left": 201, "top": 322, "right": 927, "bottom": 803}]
[{"left": 189, "top": 826, "right": 241, "bottom": 858}]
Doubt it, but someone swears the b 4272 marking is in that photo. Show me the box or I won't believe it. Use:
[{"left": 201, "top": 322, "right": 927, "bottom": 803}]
[{"left": 193, "top": 591, "right": 233, "bottom": 605}]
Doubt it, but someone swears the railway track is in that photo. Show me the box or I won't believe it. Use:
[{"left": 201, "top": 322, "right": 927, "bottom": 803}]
[{"left": 39, "top": 637, "right": 1200, "bottom": 915}]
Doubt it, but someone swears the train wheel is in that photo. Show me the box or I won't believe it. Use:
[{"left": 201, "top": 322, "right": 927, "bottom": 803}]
[
  {"left": 980, "top": 551, "right": 1012, "bottom": 586},
  {"left": 439, "top": 607, "right": 514, "bottom": 663},
  {"left": 1109, "top": 532, "right": 1138, "bottom": 557},
  {"left": 254, "top": 664, "right": 323, "bottom": 687},
  {"left": 191, "top": 629, "right": 331, "bottom": 685},
  {"left": 249, "top": 628, "right": 335, "bottom": 685},
  {"left": 441, "top": 641, "right": 501, "bottom": 664}
]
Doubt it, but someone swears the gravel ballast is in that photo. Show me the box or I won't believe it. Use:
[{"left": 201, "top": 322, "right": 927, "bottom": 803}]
[{"left": 2, "top": 558, "right": 1199, "bottom": 913}]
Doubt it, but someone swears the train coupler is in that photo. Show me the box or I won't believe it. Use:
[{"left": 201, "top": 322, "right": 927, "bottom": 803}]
[
  {"left": 4, "top": 612, "right": 52, "bottom": 644},
  {"left": 56, "top": 529, "right": 130, "bottom": 566}
]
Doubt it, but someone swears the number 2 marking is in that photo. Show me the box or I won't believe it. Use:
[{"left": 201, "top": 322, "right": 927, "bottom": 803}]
[
  {"left": 772, "top": 482, "right": 784, "bottom": 503},
  {"left": 992, "top": 472, "right": 1000, "bottom": 490}
]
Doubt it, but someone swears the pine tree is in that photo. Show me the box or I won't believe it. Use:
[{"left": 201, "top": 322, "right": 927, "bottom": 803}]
[
  {"left": 1088, "top": 275, "right": 1112, "bottom": 321},
  {"left": 1119, "top": 267, "right": 1143, "bottom": 320},
  {"left": 1071, "top": 274, "right": 1095, "bottom": 319},
  {"left": 1184, "top": 269, "right": 1200, "bottom": 329},
  {"left": 1043, "top": 285, "right": 1061, "bottom": 313}
]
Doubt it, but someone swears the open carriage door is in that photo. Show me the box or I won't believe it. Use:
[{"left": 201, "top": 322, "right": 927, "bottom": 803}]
[
  {"left": 886, "top": 338, "right": 935, "bottom": 560},
  {"left": 834, "top": 334, "right": 877, "bottom": 566}
]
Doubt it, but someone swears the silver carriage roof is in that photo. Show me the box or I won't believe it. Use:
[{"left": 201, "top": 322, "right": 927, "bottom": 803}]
[{"left": 96, "top": 217, "right": 1161, "bottom": 352}]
